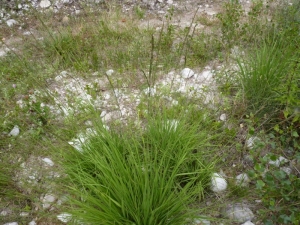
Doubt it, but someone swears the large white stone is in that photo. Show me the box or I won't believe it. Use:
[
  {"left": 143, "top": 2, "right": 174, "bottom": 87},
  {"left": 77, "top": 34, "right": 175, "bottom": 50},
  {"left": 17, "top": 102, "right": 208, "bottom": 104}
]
[{"left": 211, "top": 173, "right": 227, "bottom": 193}]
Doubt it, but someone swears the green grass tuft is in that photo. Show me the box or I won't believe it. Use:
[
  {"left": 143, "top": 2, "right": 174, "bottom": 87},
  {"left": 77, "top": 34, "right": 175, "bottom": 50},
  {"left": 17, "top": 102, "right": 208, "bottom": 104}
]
[{"left": 62, "top": 114, "right": 214, "bottom": 224}]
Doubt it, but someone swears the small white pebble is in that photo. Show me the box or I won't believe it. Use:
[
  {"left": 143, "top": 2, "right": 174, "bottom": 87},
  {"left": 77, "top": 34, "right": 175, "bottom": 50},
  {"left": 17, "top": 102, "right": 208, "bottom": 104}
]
[
  {"left": 57, "top": 213, "right": 72, "bottom": 223},
  {"left": 9, "top": 125, "right": 20, "bottom": 137},
  {"left": 42, "top": 158, "right": 54, "bottom": 167},
  {"left": 6, "top": 19, "right": 18, "bottom": 27},
  {"left": 4, "top": 223, "right": 18, "bottom": 225},
  {"left": 28, "top": 221, "right": 37, "bottom": 225},
  {"left": 106, "top": 69, "right": 114, "bottom": 76},
  {"left": 219, "top": 113, "right": 227, "bottom": 121}
]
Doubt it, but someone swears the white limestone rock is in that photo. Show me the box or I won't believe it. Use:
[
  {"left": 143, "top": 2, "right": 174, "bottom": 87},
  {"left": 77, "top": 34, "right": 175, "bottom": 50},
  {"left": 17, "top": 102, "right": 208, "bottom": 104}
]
[
  {"left": 211, "top": 173, "right": 227, "bottom": 193},
  {"left": 40, "top": 0, "right": 51, "bottom": 8},
  {"left": 6, "top": 19, "right": 18, "bottom": 27},
  {"left": 223, "top": 203, "right": 254, "bottom": 223},
  {"left": 42, "top": 194, "right": 56, "bottom": 209},
  {"left": 57, "top": 213, "right": 72, "bottom": 223},
  {"left": 9, "top": 125, "right": 20, "bottom": 137},
  {"left": 106, "top": 69, "right": 114, "bottom": 76},
  {"left": 268, "top": 156, "right": 289, "bottom": 167},
  {"left": 42, "top": 158, "right": 54, "bottom": 167},
  {"left": 28, "top": 221, "right": 37, "bottom": 225},
  {"left": 181, "top": 68, "right": 195, "bottom": 78},
  {"left": 219, "top": 113, "right": 227, "bottom": 121}
]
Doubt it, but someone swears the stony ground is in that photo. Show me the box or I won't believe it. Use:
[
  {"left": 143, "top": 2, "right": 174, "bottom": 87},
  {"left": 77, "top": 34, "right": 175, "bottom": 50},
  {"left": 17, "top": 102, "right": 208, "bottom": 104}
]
[{"left": 1, "top": 0, "right": 298, "bottom": 225}]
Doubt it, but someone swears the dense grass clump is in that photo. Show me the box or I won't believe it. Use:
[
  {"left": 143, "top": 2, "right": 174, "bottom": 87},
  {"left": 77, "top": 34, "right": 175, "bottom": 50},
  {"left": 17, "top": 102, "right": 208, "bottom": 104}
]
[{"left": 63, "top": 116, "right": 214, "bottom": 225}]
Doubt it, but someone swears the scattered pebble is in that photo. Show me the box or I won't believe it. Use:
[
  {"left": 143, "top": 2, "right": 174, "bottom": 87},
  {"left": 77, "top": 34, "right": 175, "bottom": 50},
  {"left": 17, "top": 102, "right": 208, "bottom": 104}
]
[
  {"left": 28, "top": 221, "right": 37, "bottom": 225},
  {"left": 42, "top": 194, "right": 56, "bottom": 209},
  {"left": 106, "top": 69, "right": 114, "bottom": 76},
  {"left": 219, "top": 113, "right": 227, "bottom": 121},
  {"left": 245, "top": 136, "right": 259, "bottom": 149},
  {"left": 57, "top": 213, "right": 72, "bottom": 223},
  {"left": 211, "top": 173, "right": 227, "bottom": 193},
  {"left": 6, "top": 19, "right": 18, "bottom": 27},
  {"left": 3, "top": 223, "right": 18, "bottom": 225},
  {"left": 8, "top": 125, "right": 20, "bottom": 137},
  {"left": 40, "top": 0, "right": 51, "bottom": 8},
  {"left": 181, "top": 68, "right": 195, "bottom": 78},
  {"left": 268, "top": 155, "right": 289, "bottom": 167},
  {"left": 42, "top": 158, "right": 54, "bottom": 167},
  {"left": 223, "top": 203, "right": 254, "bottom": 223}
]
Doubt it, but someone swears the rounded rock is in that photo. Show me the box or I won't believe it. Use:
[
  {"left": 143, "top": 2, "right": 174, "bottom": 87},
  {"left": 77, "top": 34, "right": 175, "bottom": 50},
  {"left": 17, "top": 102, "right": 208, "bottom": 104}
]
[
  {"left": 57, "top": 213, "right": 72, "bottom": 223},
  {"left": 40, "top": 0, "right": 51, "bottom": 8},
  {"left": 211, "top": 173, "right": 227, "bottom": 193},
  {"left": 181, "top": 68, "right": 195, "bottom": 78},
  {"left": 9, "top": 125, "right": 20, "bottom": 137},
  {"left": 223, "top": 203, "right": 254, "bottom": 223}
]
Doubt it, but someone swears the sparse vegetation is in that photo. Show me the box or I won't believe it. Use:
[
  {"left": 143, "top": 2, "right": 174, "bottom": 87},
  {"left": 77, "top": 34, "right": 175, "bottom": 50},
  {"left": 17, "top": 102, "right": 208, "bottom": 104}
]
[{"left": 1, "top": 0, "right": 299, "bottom": 224}]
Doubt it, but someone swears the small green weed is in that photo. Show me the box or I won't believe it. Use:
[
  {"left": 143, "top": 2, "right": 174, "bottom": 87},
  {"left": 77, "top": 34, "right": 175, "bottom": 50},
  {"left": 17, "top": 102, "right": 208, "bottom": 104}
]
[{"left": 216, "top": 1, "right": 244, "bottom": 47}]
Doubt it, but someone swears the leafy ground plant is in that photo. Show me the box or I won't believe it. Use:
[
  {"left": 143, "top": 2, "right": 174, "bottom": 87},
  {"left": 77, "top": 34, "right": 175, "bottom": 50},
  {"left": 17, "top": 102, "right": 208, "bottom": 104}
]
[
  {"left": 62, "top": 114, "right": 215, "bottom": 225},
  {"left": 248, "top": 135, "right": 300, "bottom": 225}
]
